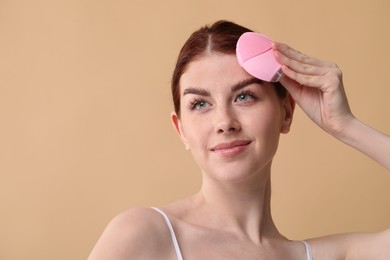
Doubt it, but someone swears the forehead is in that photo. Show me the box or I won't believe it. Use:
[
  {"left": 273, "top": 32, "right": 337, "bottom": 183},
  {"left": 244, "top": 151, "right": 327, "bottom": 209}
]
[{"left": 179, "top": 53, "right": 251, "bottom": 93}]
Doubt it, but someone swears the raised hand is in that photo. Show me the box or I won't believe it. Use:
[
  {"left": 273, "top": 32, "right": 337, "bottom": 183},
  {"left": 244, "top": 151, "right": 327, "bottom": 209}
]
[
  {"left": 273, "top": 42, "right": 354, "bottom": 136},
  {"left": 273, "top": 42, "right": 390, "bottom": 169}
]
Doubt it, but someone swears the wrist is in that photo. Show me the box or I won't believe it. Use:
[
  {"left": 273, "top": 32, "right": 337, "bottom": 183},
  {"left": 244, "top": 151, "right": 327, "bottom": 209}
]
[
  {"left": 326, "top": 113, "right": 357, "bottom": 141},
  {"left": 330, "top": 116, "right": 390, "bottom": 170}
]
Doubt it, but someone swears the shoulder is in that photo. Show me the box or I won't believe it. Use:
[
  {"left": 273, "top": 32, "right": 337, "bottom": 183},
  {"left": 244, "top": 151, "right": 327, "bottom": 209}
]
[
  {"left": 308, "top": 229, "right": 390, "bottom": 260},
  {"left": 88, "top": 207, "right": 174, "bottom": 260}
]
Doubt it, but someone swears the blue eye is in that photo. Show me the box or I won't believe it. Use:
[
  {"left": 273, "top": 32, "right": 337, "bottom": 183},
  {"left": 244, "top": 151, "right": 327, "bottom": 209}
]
[
  {"left": 235, "top": 91, "right": 256, "bottom": 103},
  {"left": 188, "top": 99, "right": 210, "bottom": 110},
  {"left": 195, "top": 100, "right": 207, "bottom": 109}
]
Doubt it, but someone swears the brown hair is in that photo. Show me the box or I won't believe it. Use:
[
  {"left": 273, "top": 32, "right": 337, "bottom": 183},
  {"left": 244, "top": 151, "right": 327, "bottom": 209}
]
[{"left": 171, "top": 20, "right": 286, "bottom": 116}]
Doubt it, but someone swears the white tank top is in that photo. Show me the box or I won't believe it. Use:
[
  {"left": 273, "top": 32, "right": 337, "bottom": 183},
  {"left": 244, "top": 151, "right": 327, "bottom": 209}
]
[{"left": 151, "top": 207, "right": 313, "bottom": 260}]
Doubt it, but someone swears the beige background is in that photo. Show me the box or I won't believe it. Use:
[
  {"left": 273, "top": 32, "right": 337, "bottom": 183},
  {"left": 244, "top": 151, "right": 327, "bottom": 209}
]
[{"left": 1, "top": 0, "right": 389, "bottom": 259}]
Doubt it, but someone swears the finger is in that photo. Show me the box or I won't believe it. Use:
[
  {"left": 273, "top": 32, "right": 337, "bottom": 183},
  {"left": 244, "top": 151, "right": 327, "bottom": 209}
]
[
  {"left": 279, "top": 76, "right": 304, "bottom": 103},
  {"left": 274, "top": 50, "right": 325, "bottom": 76},
  {"left": 281, "top": 65, "right": 327, "bottom": 89},
  {"left": 273, "top": 42, "right": 332, "bottom": 68}
]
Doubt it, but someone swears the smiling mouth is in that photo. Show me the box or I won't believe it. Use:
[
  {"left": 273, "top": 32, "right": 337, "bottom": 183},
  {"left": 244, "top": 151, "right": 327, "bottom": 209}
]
[{"left": 210, "top": 140, "right": 252, "bottom": 157}]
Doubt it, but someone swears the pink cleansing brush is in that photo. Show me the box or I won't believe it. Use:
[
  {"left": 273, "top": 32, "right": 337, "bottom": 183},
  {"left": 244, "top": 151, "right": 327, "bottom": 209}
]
[{"left": 236, "top": 32, "right": 283, "bottom": 82}]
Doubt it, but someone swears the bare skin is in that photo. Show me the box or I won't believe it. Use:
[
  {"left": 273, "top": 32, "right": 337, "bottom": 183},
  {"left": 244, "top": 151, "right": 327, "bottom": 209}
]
[
  {"left": 88, "top": 45, "right": 390, "bottom": 260},
  {"left": 273, "top": 42, "right": 390, "bottom": 170}
]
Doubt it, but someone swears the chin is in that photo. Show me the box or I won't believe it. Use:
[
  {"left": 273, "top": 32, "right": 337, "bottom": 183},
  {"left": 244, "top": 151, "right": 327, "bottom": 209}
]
[{"left": 202, "top": 160, "right": 272, "bottom": 184}]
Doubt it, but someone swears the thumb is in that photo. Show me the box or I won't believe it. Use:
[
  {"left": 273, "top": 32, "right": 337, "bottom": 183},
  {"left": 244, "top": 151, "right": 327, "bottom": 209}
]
[{"left": 279, "top": 75, "right": 303, "bottom": 103}]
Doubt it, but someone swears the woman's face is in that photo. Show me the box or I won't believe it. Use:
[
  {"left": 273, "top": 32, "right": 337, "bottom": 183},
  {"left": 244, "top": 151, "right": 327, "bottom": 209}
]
[{"left": 171, "top": 53, "right": 293, "bottom": 182}]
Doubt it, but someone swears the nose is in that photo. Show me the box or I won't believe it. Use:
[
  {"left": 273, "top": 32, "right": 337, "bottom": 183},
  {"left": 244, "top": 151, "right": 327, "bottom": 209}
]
[{"left": 214, "top": 105, "right": 241, "bottom": 134}]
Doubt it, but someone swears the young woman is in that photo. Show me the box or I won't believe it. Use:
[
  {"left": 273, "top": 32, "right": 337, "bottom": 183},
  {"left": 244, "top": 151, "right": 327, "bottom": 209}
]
[{"left": 88, "top": 20, "right": 390, "bottom": 260}]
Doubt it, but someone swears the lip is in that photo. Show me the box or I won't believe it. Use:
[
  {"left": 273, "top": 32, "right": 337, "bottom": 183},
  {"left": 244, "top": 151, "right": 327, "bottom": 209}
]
[{"left": 210, "top": 140, "right": 252, "bottom": 157}]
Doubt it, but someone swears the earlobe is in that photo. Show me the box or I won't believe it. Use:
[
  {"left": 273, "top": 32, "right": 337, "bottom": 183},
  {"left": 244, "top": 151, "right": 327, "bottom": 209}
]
[
  {"left": 280, "top": 94, "right": 295, "bottom": 134},
  {"left": 170, "top": 112, "right": 190, "bottom": 150}
]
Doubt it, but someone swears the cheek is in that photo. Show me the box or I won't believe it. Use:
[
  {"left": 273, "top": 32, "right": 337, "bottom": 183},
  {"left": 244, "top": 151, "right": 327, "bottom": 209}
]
[
  {"left": 181, "top": 116, "right": 211, "bottom": 146},
  {"left": 243, "top": 105, "right": 282, "bottom": 133}
]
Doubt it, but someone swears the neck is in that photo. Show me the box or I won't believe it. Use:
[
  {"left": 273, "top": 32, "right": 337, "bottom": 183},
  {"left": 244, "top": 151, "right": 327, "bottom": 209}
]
[{"left": 191, "top": 168, "right": 283, "bottom": 243}]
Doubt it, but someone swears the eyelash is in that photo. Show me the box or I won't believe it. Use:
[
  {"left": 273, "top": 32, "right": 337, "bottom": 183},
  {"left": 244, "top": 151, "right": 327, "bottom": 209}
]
[
  {"left": 187, "top": 90, "right": 258, "bottom": 111},
  {"left": 234, "top": 90, "right": 257, "bottom": 103},
  {"left": 187, "top": 98, "right": 208, "bottom": 110}
]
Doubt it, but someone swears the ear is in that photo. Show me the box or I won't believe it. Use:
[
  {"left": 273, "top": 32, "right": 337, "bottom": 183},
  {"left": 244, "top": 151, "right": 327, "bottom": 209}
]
[
  {"left": 280, "top": 94, "right": 295, "bottom": 134},
  {"left": 170, "top": 112, "right": 190, "bottom": 150}
]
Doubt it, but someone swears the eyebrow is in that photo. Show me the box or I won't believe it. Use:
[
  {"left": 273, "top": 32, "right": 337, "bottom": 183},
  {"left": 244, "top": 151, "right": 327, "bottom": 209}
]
[
  {"left": 231, "top": 77, "right": 264, "bottom": 92},
  {"left": 183, "top": 87, "right": 210, "bottom": 96},
  {"left": 182, "top": 77, "right": 264, "bottom": 96}
]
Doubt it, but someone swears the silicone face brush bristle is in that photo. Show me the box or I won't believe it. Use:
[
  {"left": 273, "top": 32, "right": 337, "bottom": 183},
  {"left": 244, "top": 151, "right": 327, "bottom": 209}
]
[{"left": 236, "top": 32, "right": 283, "bottom": 82}]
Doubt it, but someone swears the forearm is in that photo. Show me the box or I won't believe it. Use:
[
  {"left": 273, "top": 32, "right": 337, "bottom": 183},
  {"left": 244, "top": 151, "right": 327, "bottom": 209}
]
[{"left": 335, "top": 118, "right": 390, "bottom": 170}]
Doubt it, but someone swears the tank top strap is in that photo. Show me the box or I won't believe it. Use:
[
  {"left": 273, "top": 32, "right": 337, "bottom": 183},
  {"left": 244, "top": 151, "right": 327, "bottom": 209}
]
[
  {"left": 301, "top": 240, "right": 313, "bottom": 260},
  {"left": 151, "top": 207, "right": 183, "bottom": 260}
]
